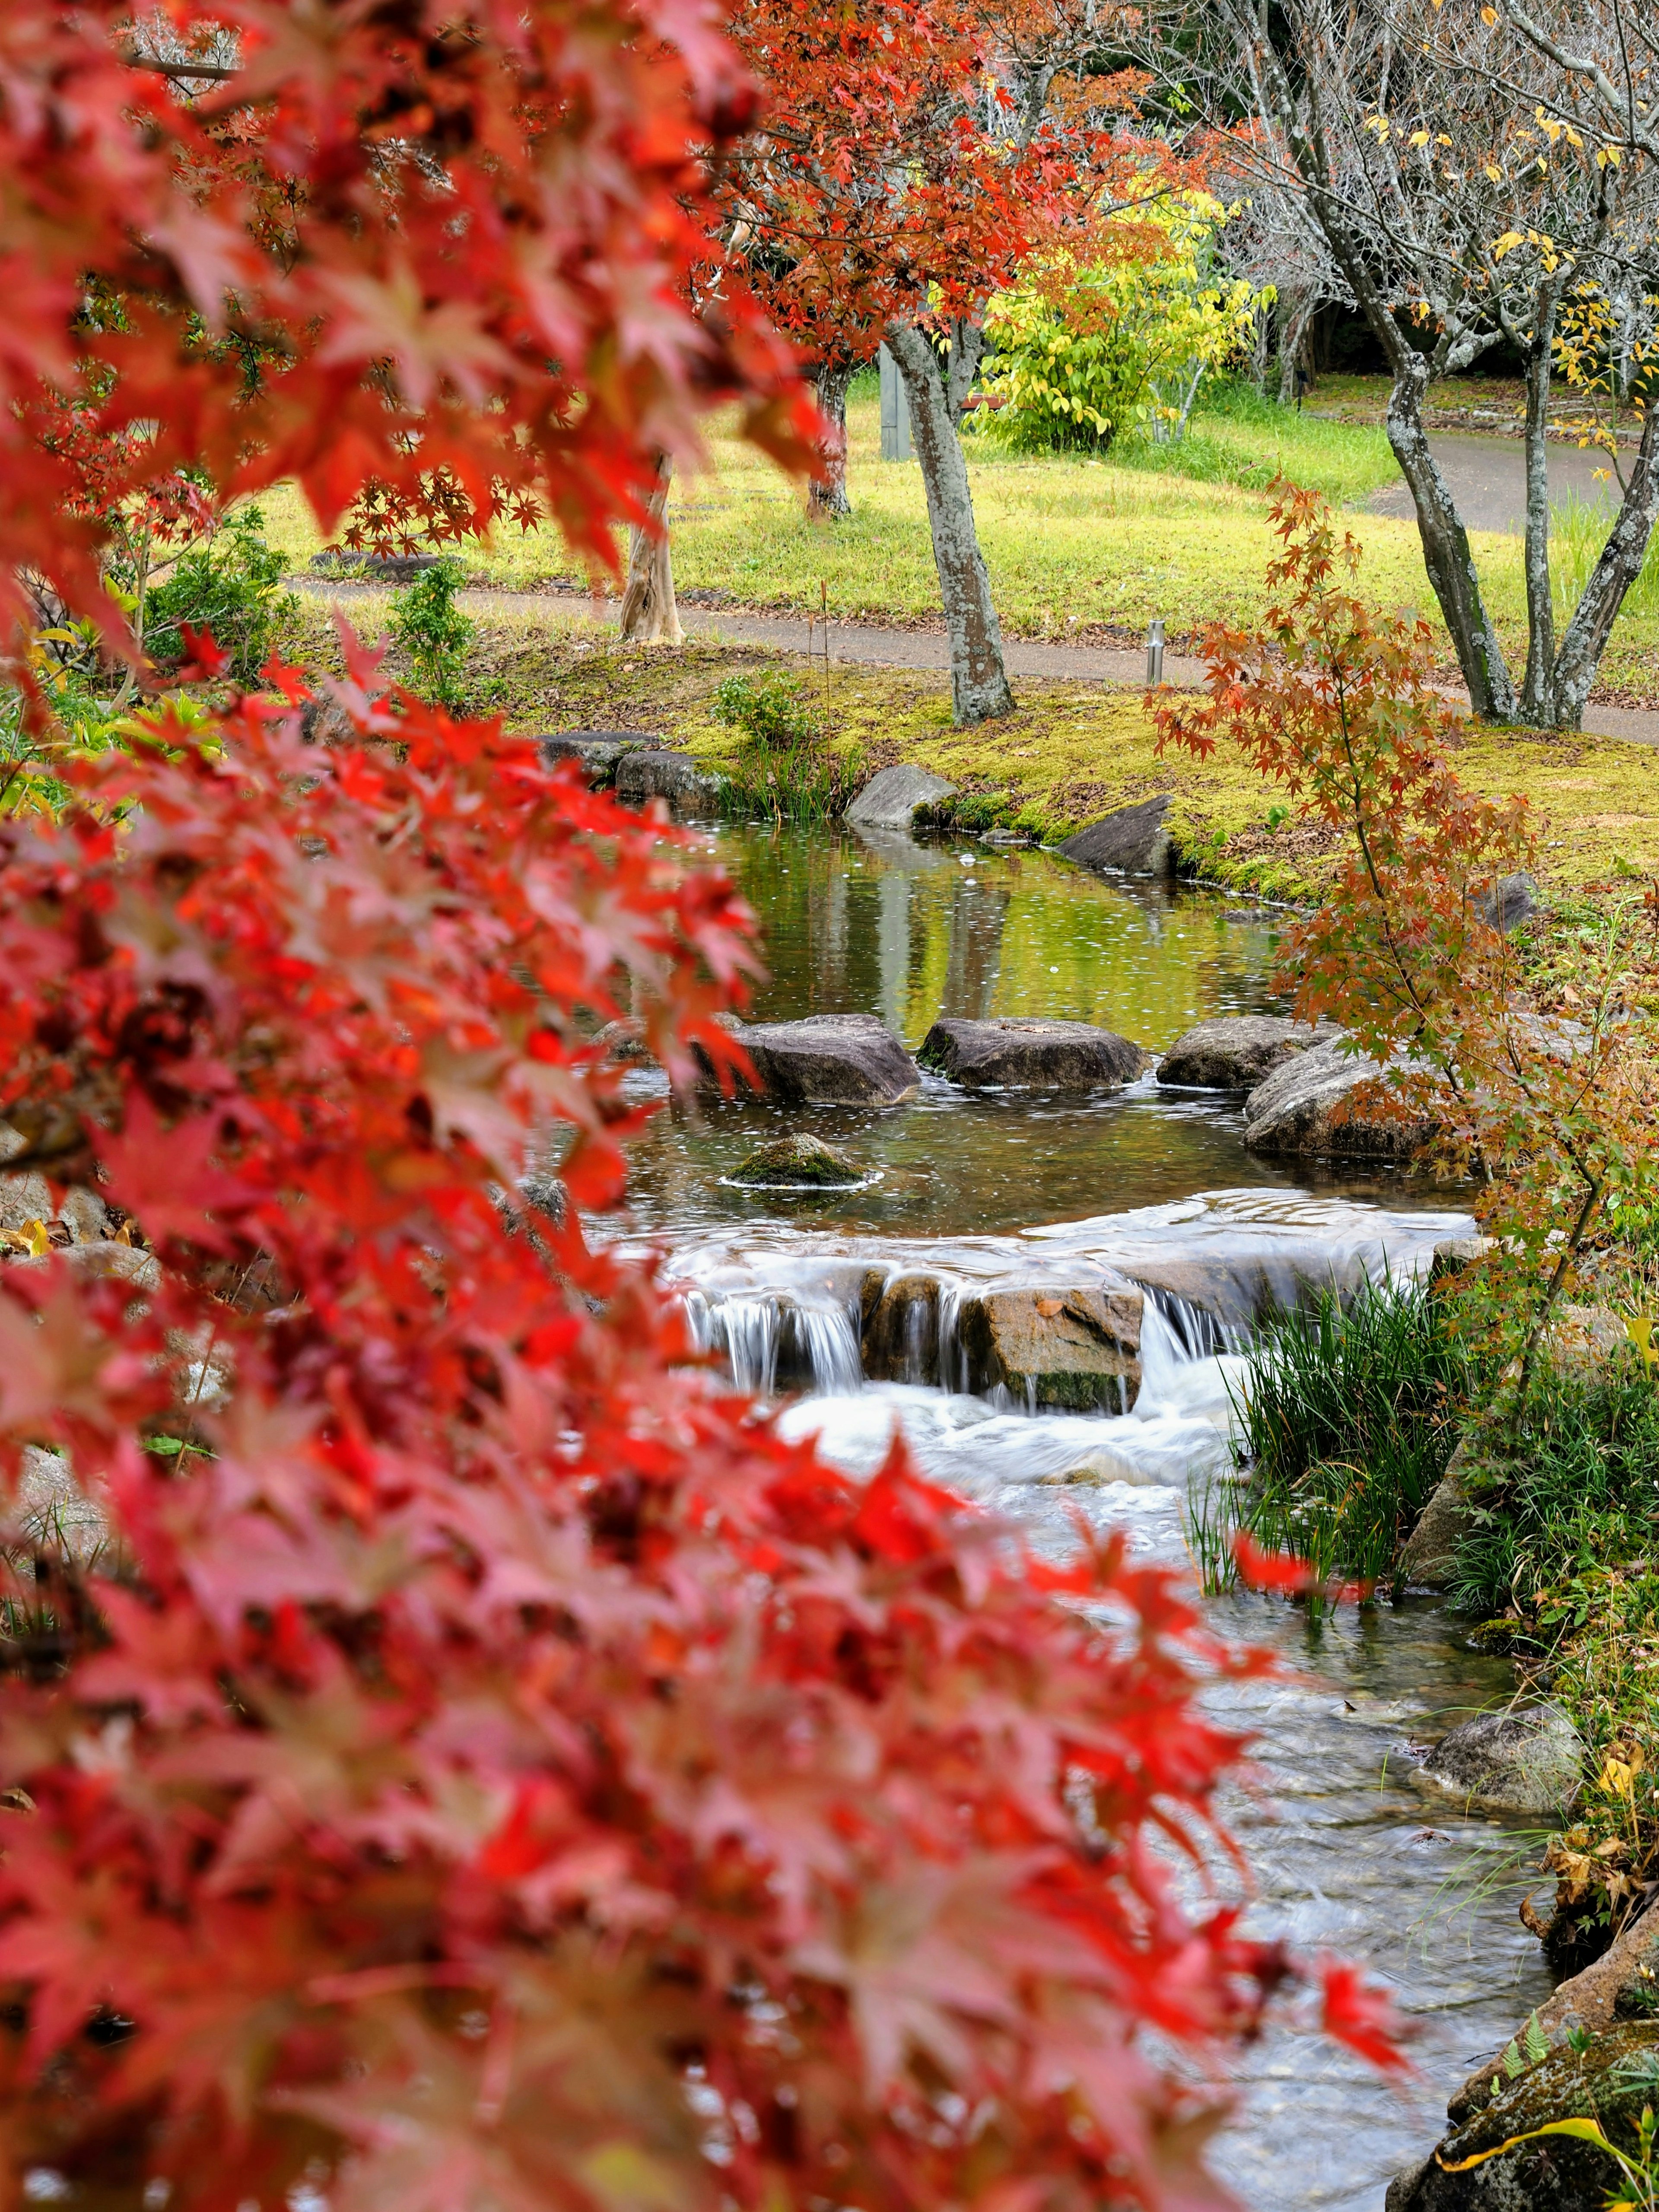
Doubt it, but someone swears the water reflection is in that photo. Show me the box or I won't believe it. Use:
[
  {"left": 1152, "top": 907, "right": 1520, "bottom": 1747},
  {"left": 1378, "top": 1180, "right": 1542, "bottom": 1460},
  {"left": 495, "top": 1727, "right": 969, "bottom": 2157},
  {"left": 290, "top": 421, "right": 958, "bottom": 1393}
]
[{"left": 618, "top": 824, "right": 1462, "bottom": 1242}]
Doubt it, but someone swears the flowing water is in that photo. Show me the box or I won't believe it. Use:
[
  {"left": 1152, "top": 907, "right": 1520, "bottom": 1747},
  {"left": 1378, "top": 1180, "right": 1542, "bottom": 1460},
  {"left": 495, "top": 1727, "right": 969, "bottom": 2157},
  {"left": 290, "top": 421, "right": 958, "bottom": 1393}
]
[{"left": 631, "top": 824, "right": 1554, "bottom": 2208}]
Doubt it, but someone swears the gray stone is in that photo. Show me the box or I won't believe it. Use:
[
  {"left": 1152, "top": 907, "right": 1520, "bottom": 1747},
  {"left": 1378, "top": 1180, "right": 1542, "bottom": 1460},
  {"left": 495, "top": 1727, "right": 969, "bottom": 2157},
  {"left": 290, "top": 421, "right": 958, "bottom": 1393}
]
[
  {"left": 1157, "top": 1014, "right": 1340, "bottom": 1090},
  {"left": 1399, "top": 1441, "right": 1475, "bottom": 1590},
  {"left": 845, "top": 763, "right": 958, "bottom": 831},
  {"left": 1058, "top": 795, "right": 1175, "bottom": 878},
  {"left": 1472, "top": 871, "right": 1540, "bottom": 934},
  {"left": 613, "top": 748, "right": 724, "bottom": 820},
  {"left": 862, "top": 1274, "right": 944, "bottom": 1382},
  {"left": 1416, "top": 1703, "right": 1584, "bottom": 1816},
  {"left": 957, "top": 1285, "right": 1144, "bottom": 1413},
  {"left": 311, "top": 548, "right": 442, "bottom": 583},
  {"left": 728, "top": 1134, "right": 864, "bottom": 1189},
  {"left": 702, "top": 1014, "right": 920, "bottom": 1106},
  {"left": 1243, "top": 1042, "right": 1436, "bottom": 1159},
  {"left": 539, "top": 729, "right": 655, "bottom": 785},
  {"left": 918, "top": 1017, "right": 1150, "bottom": 1092},
  {"left": 1386, "top": 2020, "right": 1659, "bottom": 2211}
]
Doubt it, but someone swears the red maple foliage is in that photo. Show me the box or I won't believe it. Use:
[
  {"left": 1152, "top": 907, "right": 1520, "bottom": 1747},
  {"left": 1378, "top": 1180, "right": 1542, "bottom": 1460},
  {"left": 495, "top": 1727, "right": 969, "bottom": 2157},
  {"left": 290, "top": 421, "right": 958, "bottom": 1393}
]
[
  {"left": 0, "top": 0, "right": 814, "bottom": 665},
  {"left": 0, "top": 662, "right": 1394, "bottom": 2208}
]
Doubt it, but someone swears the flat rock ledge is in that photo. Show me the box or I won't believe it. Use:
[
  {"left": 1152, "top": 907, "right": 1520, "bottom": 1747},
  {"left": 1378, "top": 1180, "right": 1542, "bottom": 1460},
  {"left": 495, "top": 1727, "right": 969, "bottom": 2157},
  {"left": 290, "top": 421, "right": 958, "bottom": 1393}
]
[
  {"left": 846, "top": 763, "right": 958, "bottom": 831},
  {"left": 1058, "top": 795, "right": 1175, "bottom": 879},
  {"left": 698, "top": 1014, "right": 920, "bottom": 1106},
  {"left": 861, "top": 1276, "right": 1143, "bottom": 1412},
  {"left": 1243, "top": 1042, "right": 1436, "bottom": 1159},
  {"left": 1157, "top": 1015, "right": 1341, "bottom": 1091},
  {"left": 539, "top": 728, "right": 655, "bottom": 784},
  {"left": 1414, "top": 1703, "right": 1584, "bottom": 1816},
  {"left": 614, "top": 747, "right": 724, "bottom": 820},
  {"left": 918, "top": 1017, "right": 1150, "bottom": 1092}
]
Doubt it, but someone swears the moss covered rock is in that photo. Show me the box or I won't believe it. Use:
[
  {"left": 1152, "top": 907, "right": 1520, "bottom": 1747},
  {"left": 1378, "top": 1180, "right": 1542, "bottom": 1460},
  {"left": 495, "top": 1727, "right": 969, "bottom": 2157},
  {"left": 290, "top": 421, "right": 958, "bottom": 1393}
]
[{"left": 727, "top": 1134, "right": 864, "bottom": 1189}]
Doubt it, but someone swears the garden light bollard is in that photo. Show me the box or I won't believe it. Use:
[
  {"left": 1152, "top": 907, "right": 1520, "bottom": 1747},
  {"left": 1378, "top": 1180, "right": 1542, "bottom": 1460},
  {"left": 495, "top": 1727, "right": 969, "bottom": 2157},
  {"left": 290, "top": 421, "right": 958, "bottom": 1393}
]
[{"left": 1146, "top": 618, "right": 1166, "bottom": 687}]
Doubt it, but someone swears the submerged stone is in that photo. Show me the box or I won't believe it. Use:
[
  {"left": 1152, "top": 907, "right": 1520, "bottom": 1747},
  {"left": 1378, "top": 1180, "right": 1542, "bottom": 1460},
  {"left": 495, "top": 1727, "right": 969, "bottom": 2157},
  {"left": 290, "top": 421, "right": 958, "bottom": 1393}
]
[
  {"left": 918, "top": 1016, "right": 1150, "bottom": 1091},
  {"left": 728, "top": 1134, "right": 864, "bottom": 1189},
  {"left": 1415, "top": 1703, "right": 1584, "bottom": 1816}
]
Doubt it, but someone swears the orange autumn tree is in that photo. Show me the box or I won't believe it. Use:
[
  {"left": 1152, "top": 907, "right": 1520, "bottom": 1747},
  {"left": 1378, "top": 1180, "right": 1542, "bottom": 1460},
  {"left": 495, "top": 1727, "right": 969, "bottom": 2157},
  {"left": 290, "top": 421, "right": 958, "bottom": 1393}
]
[{"left": 0, "top": 13, "right": 1401, "bottom": 2209}]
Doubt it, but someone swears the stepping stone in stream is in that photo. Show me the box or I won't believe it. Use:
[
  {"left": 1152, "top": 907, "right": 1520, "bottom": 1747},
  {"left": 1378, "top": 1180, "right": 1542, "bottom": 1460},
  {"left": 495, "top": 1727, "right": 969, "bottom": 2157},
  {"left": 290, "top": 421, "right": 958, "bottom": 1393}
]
[
  {"left": 1243, "top": 1042, "right": 1437, "bottom": 1158},
  {"left": 727, "top": 1134, "right": 865, "bottom": 1189},
  {"left": 845, "top": 763, "right": 957, "bottom": 830},
  {"left": 698, "top": 1014, "right": 920, "bottom": 1106},
  {"left": 918, "top": 1016, "right": 1150, "bottom": 1091},
  {"left": 1157, "top": 1014, "right": 1341, "bottom": 1090}
]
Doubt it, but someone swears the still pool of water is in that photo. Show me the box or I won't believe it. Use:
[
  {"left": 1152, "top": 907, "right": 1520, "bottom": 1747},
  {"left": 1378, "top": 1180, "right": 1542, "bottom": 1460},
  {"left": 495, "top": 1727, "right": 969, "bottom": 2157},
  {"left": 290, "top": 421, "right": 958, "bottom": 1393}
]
[
  {"left": 617, "top": 823, "right": 1464, "bottom": 1239},
  {"left": 625, "top": 823, "right": 1548, "bottom": 2209}
]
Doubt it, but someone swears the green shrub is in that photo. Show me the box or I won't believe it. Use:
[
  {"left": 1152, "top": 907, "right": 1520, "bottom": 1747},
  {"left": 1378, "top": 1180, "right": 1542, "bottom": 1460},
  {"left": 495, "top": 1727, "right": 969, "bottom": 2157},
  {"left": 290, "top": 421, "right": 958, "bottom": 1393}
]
[
  {"left": 1197, "top": 1276, "right": 1479, "bottom": 1594},
  {"left": 712, "top": 670, "right": 818, "bottom": 750},
  {"left": 388, "top": 559, "right": 476, "bottom": 709},
  {"left": 144, "top": 505, "right": 298, "bottom": 683}
]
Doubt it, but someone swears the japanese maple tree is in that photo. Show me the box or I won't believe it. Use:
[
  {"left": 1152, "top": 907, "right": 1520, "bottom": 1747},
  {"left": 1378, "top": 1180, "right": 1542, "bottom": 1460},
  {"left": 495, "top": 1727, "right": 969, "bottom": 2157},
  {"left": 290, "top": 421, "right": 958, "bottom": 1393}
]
[{"left": 0, "top": 8, "right": 1402, "bottom": 2206}]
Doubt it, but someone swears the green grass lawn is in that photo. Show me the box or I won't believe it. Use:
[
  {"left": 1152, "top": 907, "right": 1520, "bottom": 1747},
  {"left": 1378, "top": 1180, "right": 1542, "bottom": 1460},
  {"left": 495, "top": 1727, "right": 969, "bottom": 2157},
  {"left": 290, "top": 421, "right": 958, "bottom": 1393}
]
[{"left": 261, "top": 378, "right": 1659, "bottom": 704}]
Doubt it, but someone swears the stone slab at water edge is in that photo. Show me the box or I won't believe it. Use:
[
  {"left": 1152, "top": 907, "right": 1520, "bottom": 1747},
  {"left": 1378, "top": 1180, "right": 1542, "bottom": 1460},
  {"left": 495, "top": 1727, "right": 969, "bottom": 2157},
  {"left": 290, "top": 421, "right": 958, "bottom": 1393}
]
[
  {"left": 1157, "top": 1015, "right": 1342, "bottom": 1091},
  {"left": 918, "top": 1017, "right": 1151, "bottom": 1091},
  {"left": 613, "top": 748, "right": 724, "bottom": 819},
  {"left": 1414, "top": 1703, "right": 1585, "bottom": 1816},
  {"left": 1243, "top": 1042, "right": 1436, "bottom": 1159},
  {"left": 845, "top": 763, "right": 958, "bottom": 830},
  {"left": 538, "top": 729, "right": 655, "bottom": 784},
  {"left": 697, "top": 1014, "right": 921, "bottom": 1105},
  {"left": 1057, "top": 795, "right": 1175, "bottom": 879}
]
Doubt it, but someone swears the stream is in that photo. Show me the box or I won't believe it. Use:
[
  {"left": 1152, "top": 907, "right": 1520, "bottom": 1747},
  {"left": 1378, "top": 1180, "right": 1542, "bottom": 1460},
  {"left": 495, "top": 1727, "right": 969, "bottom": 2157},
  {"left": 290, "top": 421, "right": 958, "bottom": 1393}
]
[{"left": 614, "top": 823, "right": 1554, "bottom": 2209}]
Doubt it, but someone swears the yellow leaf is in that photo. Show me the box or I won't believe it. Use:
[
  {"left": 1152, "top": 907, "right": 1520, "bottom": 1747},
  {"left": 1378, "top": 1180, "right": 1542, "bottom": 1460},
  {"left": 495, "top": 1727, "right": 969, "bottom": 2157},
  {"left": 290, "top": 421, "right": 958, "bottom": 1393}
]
[
  {"left": 19, "top": 1219, "right": 51, "bottom": 1259},
  {"left": 1486, "top": 163, "right": 1504, "bottom": 181},
  {"left": 1481, "top": 4, "right": 1496, "bottom": 18},
  {"left": 1410, "top": 129, "right": 1430, "bottom": 146}
]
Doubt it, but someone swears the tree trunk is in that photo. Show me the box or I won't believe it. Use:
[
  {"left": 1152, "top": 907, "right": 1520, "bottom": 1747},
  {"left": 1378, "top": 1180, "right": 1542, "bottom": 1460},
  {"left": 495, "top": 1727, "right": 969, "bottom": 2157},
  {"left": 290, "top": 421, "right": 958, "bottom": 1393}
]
[
  {"left": 885, "top": 320, "right": 1013, "bottom": 725},
  {"left": 1249, "top": 299, "right": 1271, "bottom": 398},
  {"left": 1517, "top": 311, "right": 1559, "bottom": 721},
  {"left": 807, "top": 362, "right": 855, "bottom": 520},
  {"left": 1276, "top": 290, "right": 1316, "bottom": 407},
  {"left": 618, "top": 454, "right": 683, "bottom": 644},
  {"left": 1384, "top": 356, "right": 1516, "bottom": 720},
  {"left": 1540, "top": 403, "right": 1659, "bottom": 729}
]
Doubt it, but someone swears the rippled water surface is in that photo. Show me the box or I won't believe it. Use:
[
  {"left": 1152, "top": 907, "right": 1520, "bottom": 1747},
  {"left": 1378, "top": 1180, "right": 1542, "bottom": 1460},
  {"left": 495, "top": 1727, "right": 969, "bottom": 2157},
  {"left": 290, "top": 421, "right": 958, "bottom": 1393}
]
[{"left": 635, "top": 823, "right": 1547, "bottom": 2209}]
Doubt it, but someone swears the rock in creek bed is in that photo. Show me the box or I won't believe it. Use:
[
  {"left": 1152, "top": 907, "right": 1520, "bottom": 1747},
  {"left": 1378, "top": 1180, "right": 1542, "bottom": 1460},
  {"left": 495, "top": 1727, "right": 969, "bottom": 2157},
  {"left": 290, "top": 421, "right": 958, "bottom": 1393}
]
[
  {"left": 1243, "top": 1041, "right": 1436, "bottom": 1159},
  {"left": 858, "top": 1278, "right": 1144, "bottom": 1410},
  {"left": 613, "top": 747, "right": 724, "bottom": 819},
  {"left": 845, "top": 763, "right": 957, "bottom": 830},
  {"left": 697, "top": 1014, "right": 920, "bottom": 1106},
  {"left": 1414, "top": 1703, "right": 1585, "bottom": 1816},
  {"left": 1057, "top": 795, "right": 1175, "bottom": 878},
  {"left": 539, "top": 729, "right": 656, "bottom": 785},
  {"left": 1157, "top": 1014, "right": 1340, "bottom": 1090},
  {"left": 918, "top": 1017, "right": 1150, "bottom": 1092},
  {"left": 727, "top": 1134, "right": 865, "bottom": 1189}
]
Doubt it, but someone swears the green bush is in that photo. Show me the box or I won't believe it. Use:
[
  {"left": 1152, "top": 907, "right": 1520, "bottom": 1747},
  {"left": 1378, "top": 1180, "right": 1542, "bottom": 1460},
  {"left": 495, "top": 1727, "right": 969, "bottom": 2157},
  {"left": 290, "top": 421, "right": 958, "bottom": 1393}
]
[
  {"left": 388, "top": 559, "right": 476, "bottom": 709},
  {"left": 1198, "top": 1276, "right": 1479, "bottom": 1594},
  {"left": 145, "top": 505, "right": 298, "bottom": 683},
  {"left": 712, "top": 670, "right": 818, "bottom": 749}
]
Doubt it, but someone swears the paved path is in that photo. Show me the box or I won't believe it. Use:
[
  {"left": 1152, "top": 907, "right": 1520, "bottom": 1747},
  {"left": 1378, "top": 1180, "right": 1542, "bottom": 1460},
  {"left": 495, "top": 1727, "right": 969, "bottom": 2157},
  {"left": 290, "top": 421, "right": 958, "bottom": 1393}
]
[
  {"left": 295, "top": 577, "right": 1659, "bottom": 748},
  {"left": 1366, "top": 431, "right": 1617, "bottom": 534}
]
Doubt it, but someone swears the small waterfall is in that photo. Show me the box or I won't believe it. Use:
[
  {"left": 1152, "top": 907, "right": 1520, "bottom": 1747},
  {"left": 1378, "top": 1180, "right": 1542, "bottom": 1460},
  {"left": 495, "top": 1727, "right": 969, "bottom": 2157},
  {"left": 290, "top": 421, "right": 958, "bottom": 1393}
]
[{"left": 683, "top": 1289, "right": 861, "bottom": 1398}]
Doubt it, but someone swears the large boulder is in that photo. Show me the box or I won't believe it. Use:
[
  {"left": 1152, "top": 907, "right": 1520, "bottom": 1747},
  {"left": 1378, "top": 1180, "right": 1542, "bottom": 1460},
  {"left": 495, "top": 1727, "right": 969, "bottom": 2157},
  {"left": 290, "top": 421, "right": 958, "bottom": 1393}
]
[
  {"left": 1387, "top": 2021, "right": 1659, "bottom": 2212},
  {"left": 702, "top": 1014, "right": 920, "bottom": 1106},
  {"left": 1058, "top": 795, "right": 1175, "bottom": 878},
  {"left": 540, "top": 728, "right": 655, "bottom": 785},
  {"left": 1415, "top": 1703, "right": 1584, "bottom": 1816},
  {"left": 1242, "top": 1041, "right": 1435, "bottom": 1159},
  {"left": 846, "top": 763, "right": 958, "bottom": 831},
  {"left": 614, "top": 747, "right": 724, "bottom": 820},
  {"left": 1398, "top": 1440, "right": 1476, "bottom": 1590},
  {"left": 918, "top": 1017, "right": 1150, "bottom": 1092},
  {"left": 1157, "top": 1014, "right": 1339, "bottom": 1091},
  {"left": 727, "top": 1134, "right": 864, "bottom": 1189},
  {"left": 957, "top": 1285, "right": 1144, "bottom": 1412}
]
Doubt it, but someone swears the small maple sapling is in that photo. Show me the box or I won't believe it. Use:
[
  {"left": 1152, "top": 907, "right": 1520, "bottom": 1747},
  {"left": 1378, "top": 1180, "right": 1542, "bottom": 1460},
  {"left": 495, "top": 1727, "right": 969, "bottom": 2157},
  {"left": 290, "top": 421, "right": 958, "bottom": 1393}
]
[{"left": 1153, "top": 484, "right": 1659, "bottom": 1396}]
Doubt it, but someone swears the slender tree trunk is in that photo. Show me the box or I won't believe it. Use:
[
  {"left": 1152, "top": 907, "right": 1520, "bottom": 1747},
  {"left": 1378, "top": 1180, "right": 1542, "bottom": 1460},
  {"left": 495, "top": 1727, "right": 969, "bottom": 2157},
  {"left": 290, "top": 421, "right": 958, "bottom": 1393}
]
[
  {"left": 807, "top": 362, "right": 855, "bottom": 520},
  {"left": 1384, "top": 355, "right": 1516, "bottom": 720},
  {"left": 618, "top": 453, "right": 683, "bottom": 644},
  {"left": 1544, "top": 403, "right": 1659, "bottom": 729},
  {"left": 1517, "top": 309, "right": 1560, "bottom": 721},
  {"left": 885, "top": 319, "right": 1014, "bottom": 725},
  {"left": 1249, "top": 299, "right": 1271, "bottom": 397},
  {"left": 1276, "top": 290, "right": 1316, "bottom": 407}
]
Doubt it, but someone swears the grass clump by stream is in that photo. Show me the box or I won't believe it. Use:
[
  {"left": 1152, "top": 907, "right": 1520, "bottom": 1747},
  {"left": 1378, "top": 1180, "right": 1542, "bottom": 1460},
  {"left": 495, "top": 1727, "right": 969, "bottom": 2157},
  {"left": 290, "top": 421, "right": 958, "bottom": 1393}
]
[
  {"left": 1189, "top": 1277, "right": 1478, "bottom": 1599},
  {"left": 709, "top": 668, "right": 864, "bottom": 823}
]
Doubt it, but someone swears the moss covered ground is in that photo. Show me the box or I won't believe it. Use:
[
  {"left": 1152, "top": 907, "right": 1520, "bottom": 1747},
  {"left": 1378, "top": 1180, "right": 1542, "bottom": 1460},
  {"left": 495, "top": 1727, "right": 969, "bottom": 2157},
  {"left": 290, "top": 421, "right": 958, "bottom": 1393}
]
[{"left": 291, "top": 594, "right": 1659, "bottom": 904}]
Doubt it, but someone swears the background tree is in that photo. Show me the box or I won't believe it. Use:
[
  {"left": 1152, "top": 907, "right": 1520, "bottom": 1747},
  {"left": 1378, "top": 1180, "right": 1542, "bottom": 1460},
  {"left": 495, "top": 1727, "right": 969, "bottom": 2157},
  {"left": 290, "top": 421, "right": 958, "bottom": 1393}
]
[{"left": 1167, "top": 0, "right": 1659, "bottom": 730}]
